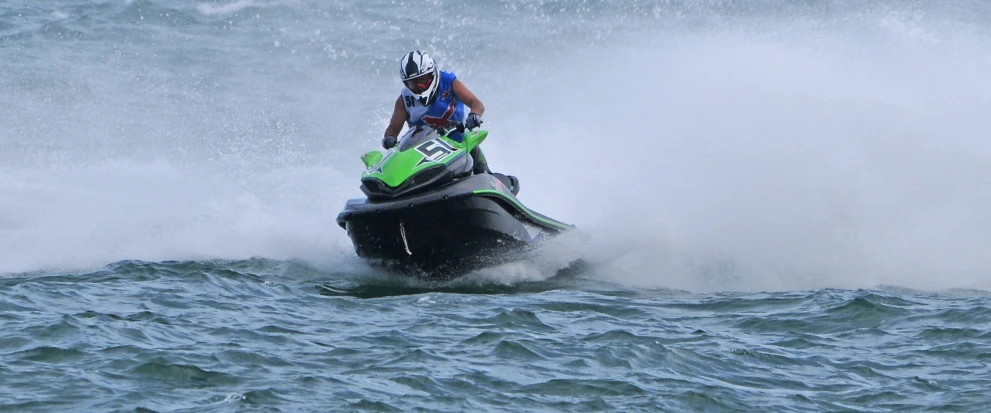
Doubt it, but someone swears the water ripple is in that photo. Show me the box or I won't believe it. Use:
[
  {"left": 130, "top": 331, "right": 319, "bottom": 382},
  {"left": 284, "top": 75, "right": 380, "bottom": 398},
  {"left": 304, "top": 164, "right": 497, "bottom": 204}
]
[{"left": 0, "top": 259, "right": 989, "bottom": 411}]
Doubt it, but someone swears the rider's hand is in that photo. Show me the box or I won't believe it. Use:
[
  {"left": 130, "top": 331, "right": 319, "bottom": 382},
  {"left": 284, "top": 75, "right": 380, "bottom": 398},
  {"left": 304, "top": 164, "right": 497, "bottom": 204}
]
[
  {"left": 382, "top": 135, "right": 398, "bottom": 149},
  {"left": 465, "top": 113, "right": 483, "bottom": 130}
]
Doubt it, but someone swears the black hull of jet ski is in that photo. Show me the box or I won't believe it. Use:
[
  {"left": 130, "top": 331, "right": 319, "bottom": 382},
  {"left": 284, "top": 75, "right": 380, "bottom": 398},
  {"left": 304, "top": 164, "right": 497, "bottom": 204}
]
[{"left": 336, "top": 174, "right": 572, "bottom": 278}]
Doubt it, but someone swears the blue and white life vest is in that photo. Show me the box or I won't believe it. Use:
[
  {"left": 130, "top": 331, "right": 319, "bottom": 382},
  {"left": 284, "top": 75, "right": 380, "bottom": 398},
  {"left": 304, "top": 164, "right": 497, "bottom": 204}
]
[{"left": 401, "top": 71, "right": 468, "bottom": 142}]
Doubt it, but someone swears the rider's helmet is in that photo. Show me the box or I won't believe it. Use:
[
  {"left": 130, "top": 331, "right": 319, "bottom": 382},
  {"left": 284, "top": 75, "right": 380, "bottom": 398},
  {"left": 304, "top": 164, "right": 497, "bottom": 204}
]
[{"left": 400, "top": 51, "right": 439, "bottom": 105}]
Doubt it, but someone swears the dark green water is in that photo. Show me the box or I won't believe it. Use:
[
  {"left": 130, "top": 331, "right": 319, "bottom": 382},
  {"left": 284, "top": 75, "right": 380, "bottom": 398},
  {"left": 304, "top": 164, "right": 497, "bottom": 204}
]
[{"left": 2, "top": 259, "right": 989, "bottom": 412}]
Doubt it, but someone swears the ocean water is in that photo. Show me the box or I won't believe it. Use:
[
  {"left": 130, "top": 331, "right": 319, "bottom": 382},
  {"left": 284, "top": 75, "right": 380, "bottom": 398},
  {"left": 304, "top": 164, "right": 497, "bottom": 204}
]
[{"left": 2, "top": 0, "right": 991, "bottom": 411}]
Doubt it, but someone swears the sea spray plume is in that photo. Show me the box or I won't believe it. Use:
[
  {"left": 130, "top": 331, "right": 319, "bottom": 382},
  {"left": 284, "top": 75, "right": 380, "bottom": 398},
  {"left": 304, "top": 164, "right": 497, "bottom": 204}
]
[
  {"left": 485, "top": 8, "right": 991, "bottom": 292},
  {"left": 1, "top": 0, "right": 989, "bottom": 291}
]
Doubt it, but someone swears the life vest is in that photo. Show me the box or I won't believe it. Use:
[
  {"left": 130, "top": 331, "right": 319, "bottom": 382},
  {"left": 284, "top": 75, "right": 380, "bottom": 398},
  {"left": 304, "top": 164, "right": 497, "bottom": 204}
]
[{"left": 401, "top": 71, "right": 468, "bottom": 142}]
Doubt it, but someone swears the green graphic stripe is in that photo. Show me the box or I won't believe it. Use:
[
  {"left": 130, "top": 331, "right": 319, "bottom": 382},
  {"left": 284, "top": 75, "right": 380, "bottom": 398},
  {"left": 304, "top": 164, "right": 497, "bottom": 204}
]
[{"left": 472, "top": 189, "right": 572, "bottom": 231}]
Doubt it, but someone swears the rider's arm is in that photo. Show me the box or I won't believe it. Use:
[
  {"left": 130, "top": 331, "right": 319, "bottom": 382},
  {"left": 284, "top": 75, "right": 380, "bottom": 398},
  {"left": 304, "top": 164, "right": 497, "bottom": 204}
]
[
  {"left": 384, "top": 96, "right": 407, "bottom": 138},
  {"left": 452, "top": 79, "right": 485, "bottom": 116}
]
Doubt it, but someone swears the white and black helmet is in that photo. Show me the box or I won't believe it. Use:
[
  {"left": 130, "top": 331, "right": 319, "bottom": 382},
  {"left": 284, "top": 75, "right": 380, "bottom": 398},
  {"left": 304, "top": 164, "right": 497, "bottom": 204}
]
[{"left": 400, "top": 51, "right": 439, "bottom": 104}]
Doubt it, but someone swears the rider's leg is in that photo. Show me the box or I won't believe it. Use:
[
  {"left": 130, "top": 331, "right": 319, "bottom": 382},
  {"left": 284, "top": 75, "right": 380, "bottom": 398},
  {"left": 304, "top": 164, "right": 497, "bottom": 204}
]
[
  {"left": 470, "top": 146, "right": 491, "bottom": 175},
  {"left": 471, "top": 146, "right": 520, "bottom": 195}
]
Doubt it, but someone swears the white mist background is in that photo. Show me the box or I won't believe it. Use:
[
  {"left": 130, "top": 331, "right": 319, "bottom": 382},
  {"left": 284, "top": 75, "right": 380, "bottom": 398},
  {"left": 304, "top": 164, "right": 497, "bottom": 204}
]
[
  {"left": 2, "top": 2, "right": 990, "bottom": 292},
  {"left": 489, "top": 17, "right": 991, "bottom": 291}
]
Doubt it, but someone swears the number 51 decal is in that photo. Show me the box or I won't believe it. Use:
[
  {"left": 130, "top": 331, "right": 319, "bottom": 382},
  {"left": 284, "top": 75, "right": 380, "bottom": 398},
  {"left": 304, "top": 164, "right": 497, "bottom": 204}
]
[{"left": 415, "top": 139, "right": 458, "bottom": 166}]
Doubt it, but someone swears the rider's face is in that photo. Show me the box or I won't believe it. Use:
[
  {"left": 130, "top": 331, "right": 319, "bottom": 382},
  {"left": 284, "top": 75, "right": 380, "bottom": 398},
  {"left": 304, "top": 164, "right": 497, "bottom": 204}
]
[{"left": 404, "top": 73, "right": 433, "bottom": 94}]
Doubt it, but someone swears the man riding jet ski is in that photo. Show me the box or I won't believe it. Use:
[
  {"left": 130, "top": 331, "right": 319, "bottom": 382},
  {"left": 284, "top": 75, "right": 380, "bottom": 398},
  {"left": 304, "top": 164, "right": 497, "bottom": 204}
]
[
  {"left": 335, "top": 51, "right": 573, "bottom": 278},
  {"left": 382, "top": 50, "right": 518, "bottom": 193}
]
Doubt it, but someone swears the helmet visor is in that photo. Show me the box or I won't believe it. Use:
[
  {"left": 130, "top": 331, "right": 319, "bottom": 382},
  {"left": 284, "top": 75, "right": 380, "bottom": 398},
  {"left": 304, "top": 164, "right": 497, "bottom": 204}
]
[{"left": 403, "top": 73, "right": 434, "bottom": 94}]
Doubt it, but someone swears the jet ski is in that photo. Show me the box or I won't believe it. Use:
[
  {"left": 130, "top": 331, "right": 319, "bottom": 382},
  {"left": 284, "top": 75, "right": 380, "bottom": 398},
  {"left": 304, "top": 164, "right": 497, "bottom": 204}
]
[{"left": 336, "top": 125, "right": 574, "bottom": 278}]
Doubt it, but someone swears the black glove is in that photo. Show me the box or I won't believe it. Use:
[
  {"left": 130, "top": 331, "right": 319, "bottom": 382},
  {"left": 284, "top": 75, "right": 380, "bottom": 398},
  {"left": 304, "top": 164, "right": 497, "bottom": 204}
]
[
  {"left": 465, "top": 113, "right": 483, "bottom": 130},
  {"left": 382, "top": 135, "right": 397, "bottom": 149}
]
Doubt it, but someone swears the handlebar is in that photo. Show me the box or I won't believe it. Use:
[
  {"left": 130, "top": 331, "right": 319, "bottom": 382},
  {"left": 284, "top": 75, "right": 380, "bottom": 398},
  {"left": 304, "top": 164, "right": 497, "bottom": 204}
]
[{"left": 436, "top": 123, "right": 467, "bottom": 136}]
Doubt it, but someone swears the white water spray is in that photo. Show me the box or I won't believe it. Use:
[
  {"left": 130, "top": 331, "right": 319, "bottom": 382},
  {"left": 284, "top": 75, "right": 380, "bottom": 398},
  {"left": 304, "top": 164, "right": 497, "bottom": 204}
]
[
  {"left": 2, "top": 2, "right": 989, "bottom": 293},
  {"left": 486, "top": 11, "right": 991, "bottom": 292}
]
